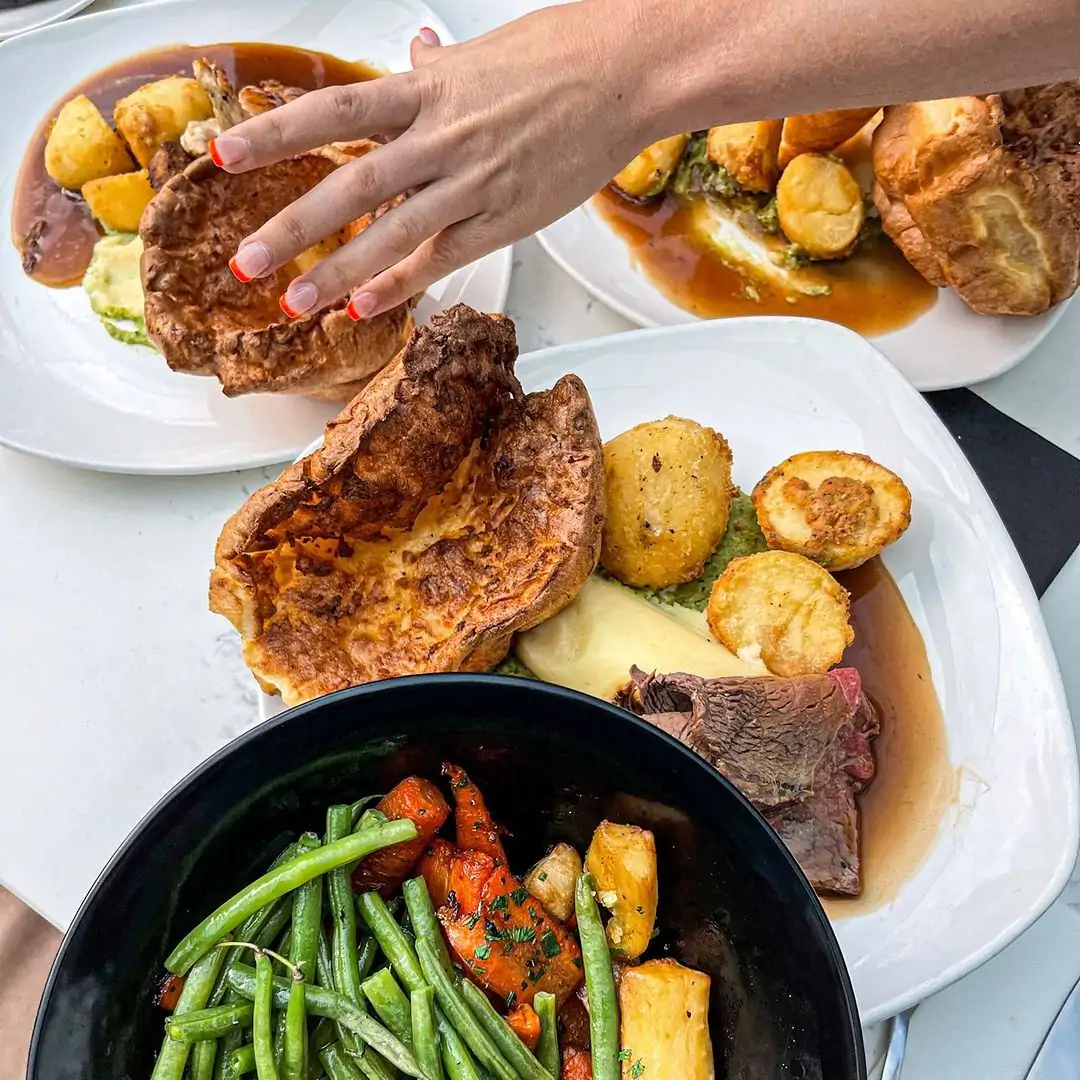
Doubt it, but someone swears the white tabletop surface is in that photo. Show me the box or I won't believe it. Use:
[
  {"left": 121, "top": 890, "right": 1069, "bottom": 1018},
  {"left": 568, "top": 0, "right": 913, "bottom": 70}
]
[{"left": 2, "top": 1, "right": 1080, "bottom": 1077}]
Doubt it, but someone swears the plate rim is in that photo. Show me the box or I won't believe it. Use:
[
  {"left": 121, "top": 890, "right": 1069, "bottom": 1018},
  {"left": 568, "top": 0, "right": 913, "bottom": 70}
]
[
  {"left": 258, "top": 313, "right": 1080, "bottom": 1021},
  {"left": 535, "top": 206, "right": 1072, "bottom": 393},
  {"left": 0, "top": 0, "right": 95, "bottom": 42}
]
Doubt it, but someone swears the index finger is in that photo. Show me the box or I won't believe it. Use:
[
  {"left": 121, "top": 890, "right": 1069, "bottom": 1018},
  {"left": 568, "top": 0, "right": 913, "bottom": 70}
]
[{"left": 209, "top": 76, "right": 422, "bottom": 173}]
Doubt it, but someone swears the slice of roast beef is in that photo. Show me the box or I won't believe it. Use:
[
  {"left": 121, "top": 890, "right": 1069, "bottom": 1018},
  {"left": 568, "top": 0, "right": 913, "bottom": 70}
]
[{"left": 617, "top": 667, "right": 879, "bottom": 896}]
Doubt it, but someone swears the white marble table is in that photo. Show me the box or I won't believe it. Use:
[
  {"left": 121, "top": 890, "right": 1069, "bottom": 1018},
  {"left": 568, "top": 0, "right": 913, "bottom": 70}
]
[{"left": 2, "top": 1, "right": 1080, "bottom": 1076}]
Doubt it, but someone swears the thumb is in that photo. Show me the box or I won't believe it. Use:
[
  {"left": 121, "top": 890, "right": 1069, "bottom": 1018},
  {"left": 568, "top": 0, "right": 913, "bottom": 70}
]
[{"left": 410, "top": 26, "right": 442, "bottom": 68}]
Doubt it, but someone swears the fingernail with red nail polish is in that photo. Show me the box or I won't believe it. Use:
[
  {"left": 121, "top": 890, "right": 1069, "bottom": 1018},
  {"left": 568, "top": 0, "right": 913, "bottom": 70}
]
[
  {"left": 209, "top": 134, "right": 249, "bottom": 168},
  {"left": 229, "top": 242, "right": 272, "bottom": 282},
  {"left": 417, "top": 26, "right": 440, "bottom": 45},
  {"left": 346, "top": 292, "right": 377, "bottom": 321},
  {"left": 280, "top": 281, "right": 318, "bottom": 319}
]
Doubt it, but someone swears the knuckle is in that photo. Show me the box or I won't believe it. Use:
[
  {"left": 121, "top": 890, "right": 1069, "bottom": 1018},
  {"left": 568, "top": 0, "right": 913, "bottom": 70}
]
[
  {"left": 383, "top": 211, "right": 426, "bottom": 256},
  {"left": 322, "top": 84, "right": 365, "bottom": 130},
  {"left": 275, "top": 212, "right": 310, "bottom": 253}
]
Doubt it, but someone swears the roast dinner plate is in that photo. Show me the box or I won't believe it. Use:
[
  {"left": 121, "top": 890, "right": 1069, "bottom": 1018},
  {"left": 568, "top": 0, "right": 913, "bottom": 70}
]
[
  {"left": 537, "top": 202, "right": 1071, "bottom": 392},
  {"left": 256, "top": 315, "right": 1078, "bottom": 1023},
  {"left": 0, "top": 0, "right": 511, "bottom": 475}
]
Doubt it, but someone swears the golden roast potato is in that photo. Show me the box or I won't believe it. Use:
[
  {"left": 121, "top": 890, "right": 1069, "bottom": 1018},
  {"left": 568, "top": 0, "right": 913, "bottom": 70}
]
[
  {"left": 752, "top": 450, "right": 912, "bottom": 569},
  {"left": 779, "top": 107, "right": 881, "bottom": 168},
  {"left": 82, "top": 169, "right": 155, "bottom": 233},
  {"left": 776, "top": 153, "right": 865, "bottom": 259},
  {"left": 600, "top": 416, "right": 734, "bottom": 589},
  {"left": 114, "top": 76, "right": 214, "bottom": 167},
  {"left": 706, "top": 120, "right": 783, "bottom": 192},
  {"left": 44, "top": 94, "right": 135, "bottom": 190},
  {"left": 619, "top": 960, "right": 715, "bottom": 1080},
  {"left": 612, "top": 134, "right": 689, "bottom": 199},
  {"left": 585, "top": 821, "right": 658, "bottom": 960},
  {"left": 706, "top": 550, "right": 853, "bottom": 676}
]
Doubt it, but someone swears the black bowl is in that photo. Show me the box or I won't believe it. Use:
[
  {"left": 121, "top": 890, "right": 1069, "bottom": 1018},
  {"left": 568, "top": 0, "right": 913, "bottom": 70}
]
[{"left": 28, "top": 675, "right": 865, "bottom": 1080}]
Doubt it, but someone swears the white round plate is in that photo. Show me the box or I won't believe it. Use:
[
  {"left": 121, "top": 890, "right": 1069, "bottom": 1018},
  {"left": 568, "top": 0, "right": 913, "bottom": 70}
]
[
  {"left": 0, "top": 0, "right": 512, "bottom": 475},
  {"left": 253, "top": 315, "right": 1078, "bottom": 1023},
  {"left": 0, "top": 0, "right": 94, "bottom": 41},
  {"left": 537, "top": 202, "right": 1070, "bottom": 392}
]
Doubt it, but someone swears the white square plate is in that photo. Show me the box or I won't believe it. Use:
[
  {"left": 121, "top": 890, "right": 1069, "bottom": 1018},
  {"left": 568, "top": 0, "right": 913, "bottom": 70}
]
[
  {"left": 256, "top": 315, "right": 1080, "bottom": 1022},
  {"left": 0, "top": 0, "right": 511, "bottom": 475}
]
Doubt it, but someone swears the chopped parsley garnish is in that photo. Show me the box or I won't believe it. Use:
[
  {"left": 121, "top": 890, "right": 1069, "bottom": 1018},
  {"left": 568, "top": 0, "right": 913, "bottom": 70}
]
[
  {"left": 453, "top": 777, "right": 469, "bottom": 789},
  {"left": 465, "top": 911, "right": 482, "bottom": 930},
  {"left": 619, "top": 1050, "right": 631, "bottom": 1062},
  {"left": 472, "top": 964, "right": 486, "bottom": 974},
  {"left": 540, "top": 930, "right": 562, "bottom": 958},
  {"left": 631, "top": 1061, "right": 645, "bottom": 1078},
  {"left": 510, "top": 887, "right": 529, "bottom": 906},
  {"left": 474, "top": 945, "right": 491, "bottom": 960},
  {"left": 511, "top": 926, "right": 536, "bottom": 943},
  {"left": 506, "top": 991, "right": 517, "bottom": 1010},
  {"left": 489, "top": 895, "right": 509, "bottom": 912},
  {"left": 572, "top": 957, "right": 583, "bottom": 968},
  {"left": 538, "top": 871, "right": 548, "bottom": 882}
]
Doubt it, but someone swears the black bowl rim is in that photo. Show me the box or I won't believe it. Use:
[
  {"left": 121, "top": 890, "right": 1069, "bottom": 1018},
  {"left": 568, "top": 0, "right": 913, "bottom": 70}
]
[{"left": 27, "top": 672, "right": 866, "bottom": 1079}]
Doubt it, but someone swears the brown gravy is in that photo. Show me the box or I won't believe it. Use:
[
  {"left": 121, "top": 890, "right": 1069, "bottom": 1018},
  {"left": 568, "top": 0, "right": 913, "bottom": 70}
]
[
  {"left": 12, "top": 42, "right": 379, "bottom": 287},
  {"left": 825, "top": 559, "right": 954, "bottom": 917},
  {"left": 593, "top": 132, "right": 938, "bottom": 337}
]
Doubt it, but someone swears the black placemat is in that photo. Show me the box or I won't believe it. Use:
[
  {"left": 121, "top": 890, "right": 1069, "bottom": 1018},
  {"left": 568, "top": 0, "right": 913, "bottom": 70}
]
[{"left": 926, "top": 388, "right": 1080, "bottom": 597}]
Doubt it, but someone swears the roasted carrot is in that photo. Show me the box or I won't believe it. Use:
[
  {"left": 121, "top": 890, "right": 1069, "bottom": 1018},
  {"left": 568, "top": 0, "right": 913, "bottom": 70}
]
[
  {"left": 418, "top": 838, "right": 457, "bottom": 908},
  {"left": 438, "top": 853, "right": 583, "bottom": 1007},
  {"left": 562, "top": 1047, "right": 593, "bottom": 1080},
  {"left": 442, "top": 762, "right": 507, "bottom": 863},
  {"left": 155, "top": 972, "right": 185, "bottom": 1011},
  {"left": 352, "top": 777, "right": 451, "bottom": 894},
  {"left": 506, "top": 1002, "right": 541, "bottom": 1051}
]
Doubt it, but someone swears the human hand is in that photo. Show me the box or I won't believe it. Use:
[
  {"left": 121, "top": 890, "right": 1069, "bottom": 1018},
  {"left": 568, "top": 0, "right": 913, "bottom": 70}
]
[{"left": 212, "top": 2, "right": 656, "bottom": 321}]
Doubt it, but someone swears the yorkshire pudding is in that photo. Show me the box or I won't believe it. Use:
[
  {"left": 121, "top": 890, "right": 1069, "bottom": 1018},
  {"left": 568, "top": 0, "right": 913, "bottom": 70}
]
[
  {"left": 140, "top": 145, "right": 413, "bottom": 398},
  {"left": 872, "top": 83, "right": 1080, "bottom": 315},
  {"left": 209, "top": 305, "right": 605, "bottom": 706}
]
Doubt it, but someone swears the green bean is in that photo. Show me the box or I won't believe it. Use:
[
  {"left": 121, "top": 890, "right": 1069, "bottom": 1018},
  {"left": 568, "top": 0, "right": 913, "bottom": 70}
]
[
  {"left": 225, "top": 1045, "right": 257, "bottom": 1079},
  {"left": 327, "top": 806, "right": 367, "bottom": 1061},
  {"left": 356, "top": 892, "right": 424, "bottom": 993},
  {"left": 291, "top": 835, "right": 324, "bottom": 983},
  {"left": 167, "top": 1002, "right": 254, "bottom": 1042},
  {"left": 282, "top": 976, "right": 308, "bottom": 1080},
  {"left": 317, "top": 929, "right": 335, "bottom": 990},
  {"left": 438, "top": 1022, "right": 483, "bottom": 1080},
  {"left": 209, "top": 841, "right": 302, "bottom": 1007},
  {"left": 402, "top": 878, "right": 451, "bottom": 976},
  {"left": 192, "top": 1038, "right": 219, "bottom": 1080},
  {"left": 253, "top": 953, "right": 280, "bottom": 1080},
  {"left": 349, "top": 796, "right": 383, "bottom": 829},
  {"left": 167, "top": 820, "right": 418, "bottom": 976},
  {"left": 216, "top": 1028, "right": 246, "bottom": 1080},
  {"left": 575, "top": 874, "right": 619, "bottom": 1080},
  {"left": 225, "top": 963, "right": 428, "bottom": 1079},
  {"left": 460, "top": 980, "right": 553, "bottom": 1080},
  {"left": 319, "top": 1043, "right": 364, "bottom": 1080},
  {"left": 415, "top": 938, "right": 516, "bottom": 1080},
  {"left": 328, "top": 808, "right": 365, "bottom": 1008},
  {"left": 351, "top": 1049, "right": 398, "bottom": 1080},
  {"left": 318, "top": 1040, "right": 395, "bottom": 1080},
  {"left": 151, "top": 944, "right": 229, "bottom": 1080},
  {"left": 357, "top": 937, "right": 379, "bottom": 982},
  {"left": 533, "top": 993, "right": 558, "bottom": 1080},
  {"left": 356, "top": 809, "right": 388, "bottom": 832},
  {"left": 410, "top": 986, "right": 443, "bottom": 1080},
  {"left": 361, "top": 968, "right": 412, "bottom": 1047}
]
